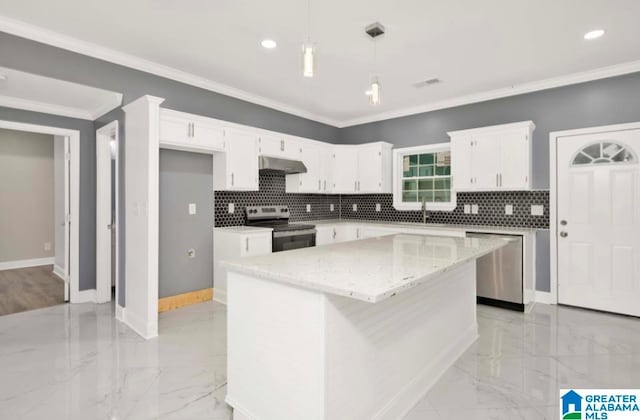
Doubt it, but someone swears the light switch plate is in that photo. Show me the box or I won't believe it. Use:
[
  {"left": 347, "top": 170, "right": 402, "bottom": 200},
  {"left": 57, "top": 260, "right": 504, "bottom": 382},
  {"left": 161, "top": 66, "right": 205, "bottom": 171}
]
[
  {"left": 306, "top": 204, "right": 311, "bottom": 213},
  {"left": 189, "top": 203, "right": 197, "bottom": 215},
  {"left": 375, "top": 203, "right": 381, "bottom": 212},
  {"left": 464, "top": 204, "right": 471, "bottom": 214},
  {"left": 505, "top": 204, "right": 513, "bottom": 215},
  {"left": 44, "top": 242, "right": 51, "bottom": 251},
  {"left": 531, "top": 205, "right": 544, "bottom": 216},
  {"left": 228, "top": 203, "right": 234, "bottom": 214},
  {"left": 352, "top": 204, "right": 358, "bottom": 212},
  {"left": 330, "top": 203, "right": 334, "bottom": 212},
  {"left": 471, "top": 204, "right": 479, "bottom": 214}
]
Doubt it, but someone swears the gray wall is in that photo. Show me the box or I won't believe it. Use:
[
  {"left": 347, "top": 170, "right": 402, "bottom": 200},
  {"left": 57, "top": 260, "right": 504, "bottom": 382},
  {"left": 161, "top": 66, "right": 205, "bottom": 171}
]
[
  {"left": 1, "top": 31, "right": 339, "bottom": 305},
  {"left": 0, "top": 107, "right": 95, "bottom": 289},
  {"left": 339, "top": 72, "right": 640, "bottom": 189},
  {"left": 53, "top": 135, "right": 65, "bottom": 270},
  {"left": 338, "top": 72, "right": 640, "bottom": 292},
  {"left": 159, "top": 150, "right": 213, "bottom": 298},
  {"left": 0, "top": 128, "right": 54, "bottom": 263}
]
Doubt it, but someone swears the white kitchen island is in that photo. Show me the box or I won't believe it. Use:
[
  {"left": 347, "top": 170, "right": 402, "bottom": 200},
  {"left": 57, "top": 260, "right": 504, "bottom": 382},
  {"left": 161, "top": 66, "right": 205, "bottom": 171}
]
[{"left": 222, "top": 233, "right": 508, "bottom": 420}]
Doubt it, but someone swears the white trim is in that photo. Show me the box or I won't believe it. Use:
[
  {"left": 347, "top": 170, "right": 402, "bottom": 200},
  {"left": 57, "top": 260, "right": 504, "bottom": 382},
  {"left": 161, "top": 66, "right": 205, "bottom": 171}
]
[
  {"left": 52, "top": 264, "right": 66, "bottom": 280},
  {"left": 213, "top": 288, "right": 227, "bottom": 305},
  {"left": 392, "top": 143, "right": 457, "bottom": 212},
  {"left": 535, "top": 291, "right": 554, "bottom": 305},
  {"left": 75, "top": 289, "right": 97, "bottom": 303},
  {"left": 549, "top": 121, "right": 640, "bottom": 307},
  {"left": 96, "top": 121, "right": 118, "bottom": 304},
  {"left": 3, "top": 15, "right": 640, "bottom": 128},
  {"left": 115, "top": 304, "right": 126, "bottom": 322},
  {"left": 339, "top": 61, "right": 640, "bottom": 127},
  {"left": 0, "top": 15, "right": 339, "bottom": 127},
  {"left": 0, "top": 257, "right": 54, "bottom": 271},
  {"left": 0, "top": 119, "right": 80, "bottom": 303},
  {"left": 0, "top": 93, "right": 122, "bottom": 121}
]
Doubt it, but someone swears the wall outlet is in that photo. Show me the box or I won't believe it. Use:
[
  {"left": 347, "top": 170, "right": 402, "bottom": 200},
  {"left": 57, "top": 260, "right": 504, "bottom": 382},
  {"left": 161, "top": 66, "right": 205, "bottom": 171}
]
[
  {"left": 464, "top": 204, "right": 471, "bottom": 214},
  {"left": 375, "top": 203, "right": 381, "bottom": 212},
  {"left": 471, "top": 204, "right": 479, "bottom": 214},
  {"left": 188, "top": 203, "right": 197, "bottom": 215},
  {"left": 306, "top": 204, "right": 311, "bottom": 213},
  {"left": 228, "top": 203, "right": 234, "bottom": 214},
  {"left": 352, "top": 203, "right": 358, "bottom": 212},
  {"left": 330, "top": 203, "right": 334, "bottom": 212},
  {"left": 44, "top": 242, "right": 51, "bottom": 251},
  {"left": 531, "top": 205, "right": 544, "bottom": 216},
  {"left": 505, "top": 204, "right": 513, "bottom": 215},
  {"left": 187, "top": 248, "right": 196, "bottom": 258}
]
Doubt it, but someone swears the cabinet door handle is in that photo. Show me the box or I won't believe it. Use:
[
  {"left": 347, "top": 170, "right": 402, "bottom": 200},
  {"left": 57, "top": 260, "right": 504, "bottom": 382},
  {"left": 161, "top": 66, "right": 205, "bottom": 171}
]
[
  {"left": 192, "top": 123, "right": 196, "bottom": 138},
  {"left": 354, "top": 181, "right": 357, "bottom": 191},
  {"left": 332, "top": 228, "right": 336, "bottom": 240},
  {"left": 318, "top": 180, "right": 321, "bottom": 191},
  {"left": 280, "top": 139, "right": 285, "bottom": 151},
  {"left": 499, "top": 173, "right": 502, "bottom": 187},
  {"left": 245, "top": 238, "right": 249, "bottom": 252},
  {"left": 231, "top": 173, "right": 234, "bottom": 186},
  {"left": 323, "top": 180, "right": 326, "bottom": 191}
]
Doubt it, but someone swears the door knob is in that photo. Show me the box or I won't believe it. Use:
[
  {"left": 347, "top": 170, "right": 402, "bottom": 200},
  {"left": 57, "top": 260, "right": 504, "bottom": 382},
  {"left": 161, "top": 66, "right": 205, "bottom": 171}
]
[{"left": 560, "top": 231, "right": 568, "bottom": 238}]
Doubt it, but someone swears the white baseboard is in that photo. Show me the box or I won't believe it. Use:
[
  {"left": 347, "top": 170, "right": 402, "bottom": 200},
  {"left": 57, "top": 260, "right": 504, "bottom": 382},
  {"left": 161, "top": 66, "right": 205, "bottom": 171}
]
[
  {"left": 535, "top": 291, "right": 555, "bottom": 304},
  {"left": 0, "top": 257, "right": 54, "bottom": 271},
  {"left": 213, "top": 288, "right": 227, "bottom": 305},
  {"left": 73, "top": 289, "right": 97, "bottom": 303},
  {"left": 115, "top": 304, "right": 126, "bottom": 322},
  {"left": 52, "top": 264, "right": 66, "bottom": 280},
  {"left": 124, "top": 309, "right": 158, "bottom": 340}
]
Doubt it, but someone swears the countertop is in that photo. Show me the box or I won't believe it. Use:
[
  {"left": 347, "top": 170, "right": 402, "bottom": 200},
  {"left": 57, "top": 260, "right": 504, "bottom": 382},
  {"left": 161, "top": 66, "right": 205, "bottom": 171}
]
[
  {"left": 293, "top": 218, "right": 537, "bottom": 235},
  {"left": 222, "top": 233, "right": 508, "bottom": 303},
  {"left": 213, "top": 226, "right": 273, "bottom": 234}
]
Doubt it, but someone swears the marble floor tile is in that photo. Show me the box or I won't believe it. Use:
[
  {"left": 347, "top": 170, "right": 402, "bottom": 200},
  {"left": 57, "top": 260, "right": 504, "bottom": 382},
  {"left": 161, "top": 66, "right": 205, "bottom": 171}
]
[{"left": 0, "top": 300, "right": 637, "bottom": 419}]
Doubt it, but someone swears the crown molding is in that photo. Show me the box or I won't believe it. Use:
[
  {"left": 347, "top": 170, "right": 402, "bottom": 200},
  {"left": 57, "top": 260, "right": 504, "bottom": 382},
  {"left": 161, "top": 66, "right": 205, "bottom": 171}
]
[
  {"left": 337, "top": 60, "right": 640, "bottom": 127},
  {"left": 0, "top": 93, "right": 122, "bottom": 121},
  {"left": 0, "top": 15, "right": 341, "bottom": 127},
  {"left": 2, "top": 15, "right": 639, "bottom": 129}
]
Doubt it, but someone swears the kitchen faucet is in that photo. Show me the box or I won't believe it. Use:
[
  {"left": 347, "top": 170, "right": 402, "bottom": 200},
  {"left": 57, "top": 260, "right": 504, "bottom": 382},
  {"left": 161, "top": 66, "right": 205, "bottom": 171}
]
[{"left": 421, "top": 196, "right": 429, "bottom": 224}]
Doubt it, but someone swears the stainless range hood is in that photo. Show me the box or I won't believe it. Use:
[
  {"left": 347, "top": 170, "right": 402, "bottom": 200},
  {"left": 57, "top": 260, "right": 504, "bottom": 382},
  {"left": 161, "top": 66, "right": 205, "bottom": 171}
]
[{"left": 258, "top": 156, "right": 307, "bottom": 174}]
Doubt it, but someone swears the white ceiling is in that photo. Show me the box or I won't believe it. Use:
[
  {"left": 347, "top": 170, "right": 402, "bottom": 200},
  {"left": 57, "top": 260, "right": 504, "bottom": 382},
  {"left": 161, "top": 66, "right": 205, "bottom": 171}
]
[
  {"left": 0, "top": 67, "right": 122, "bottom": 120},
  {"left": 1, "top": 0, "right": 639, "bottom": 126}
]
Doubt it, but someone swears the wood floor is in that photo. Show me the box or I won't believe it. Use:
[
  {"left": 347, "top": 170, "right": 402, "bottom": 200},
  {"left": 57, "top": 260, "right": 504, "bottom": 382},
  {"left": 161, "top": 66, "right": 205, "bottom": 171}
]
[{"left": 0, "top": 265, "right": 65, "bottom": 316}]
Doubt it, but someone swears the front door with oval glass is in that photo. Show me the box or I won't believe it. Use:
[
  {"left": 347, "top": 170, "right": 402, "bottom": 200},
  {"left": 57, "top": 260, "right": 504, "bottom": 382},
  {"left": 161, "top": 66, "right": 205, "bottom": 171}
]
[{"left": 557, "top": 128, "right": 640, "bottom": 316}]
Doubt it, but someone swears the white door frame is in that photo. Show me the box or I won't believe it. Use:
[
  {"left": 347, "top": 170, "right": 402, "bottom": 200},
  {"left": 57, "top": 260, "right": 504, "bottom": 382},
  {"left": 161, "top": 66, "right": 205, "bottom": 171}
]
[
  {"left": 0, "top": 119, "right": 81, "bottom": 302},
  {"left": 96, "top": 121, "right": 119, "bottom": 304},
  {"left": 549, "top": 121, "right": 640, "bottom": 305}
]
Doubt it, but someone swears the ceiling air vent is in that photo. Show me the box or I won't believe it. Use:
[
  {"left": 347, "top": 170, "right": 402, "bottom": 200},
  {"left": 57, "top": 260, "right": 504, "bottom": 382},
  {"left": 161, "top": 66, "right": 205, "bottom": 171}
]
[
  {"left": 365, "top": 22, "right": 385, "bottom": 39},
  {"left": 412, "top": 78, "right": 441, "bottom": 88}
]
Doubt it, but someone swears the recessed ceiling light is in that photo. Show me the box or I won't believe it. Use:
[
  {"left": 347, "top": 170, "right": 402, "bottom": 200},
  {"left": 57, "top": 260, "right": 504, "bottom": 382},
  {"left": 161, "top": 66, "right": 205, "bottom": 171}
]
[
  {"left": 261, "top": 39, "right": 277, "bottom": 49},
  {"left": 584, "top": 29, "right": 605, "bottom": 40}
]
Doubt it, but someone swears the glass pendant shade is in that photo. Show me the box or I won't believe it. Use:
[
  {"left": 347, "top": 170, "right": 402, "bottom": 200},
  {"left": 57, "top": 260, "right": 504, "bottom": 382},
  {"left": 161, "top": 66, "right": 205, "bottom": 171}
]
[
  {"left": 302, "top": 43, "right": 315, "bottom": 78},
  {"left": 369, "top": 78, "right": 381, "bottom": 105}
]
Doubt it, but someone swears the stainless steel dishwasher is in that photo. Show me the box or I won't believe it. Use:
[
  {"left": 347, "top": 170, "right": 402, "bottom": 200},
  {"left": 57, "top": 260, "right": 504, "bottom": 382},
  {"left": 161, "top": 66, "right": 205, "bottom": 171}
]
[{"left": 466, "top": 232, "right": 524, "bottom": 311}]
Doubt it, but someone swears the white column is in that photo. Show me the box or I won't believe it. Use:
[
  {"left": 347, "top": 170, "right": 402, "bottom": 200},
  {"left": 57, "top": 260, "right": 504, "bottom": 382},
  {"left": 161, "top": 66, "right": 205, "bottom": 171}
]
[{"left": 121, "top": 95, "right": 165, "bottom": 339}]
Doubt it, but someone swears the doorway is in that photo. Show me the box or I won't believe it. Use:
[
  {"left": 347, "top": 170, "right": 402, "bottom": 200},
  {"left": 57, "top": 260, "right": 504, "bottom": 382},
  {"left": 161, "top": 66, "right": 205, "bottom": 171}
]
[
  {"left": 0, "top": 120, "right": 80, "bottom": 312},
  {"left": 96, "top": 121, "right": 119, "bottom": 304},
  {"left": 551, "top": 122, "right": 640, "bottom": 316}
]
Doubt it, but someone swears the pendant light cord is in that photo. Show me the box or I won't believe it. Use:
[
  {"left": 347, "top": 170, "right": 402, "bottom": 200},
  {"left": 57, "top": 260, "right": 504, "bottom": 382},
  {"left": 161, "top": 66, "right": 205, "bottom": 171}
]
[{"left": 307, "top": 0, "right": 311, "bottom": 42}]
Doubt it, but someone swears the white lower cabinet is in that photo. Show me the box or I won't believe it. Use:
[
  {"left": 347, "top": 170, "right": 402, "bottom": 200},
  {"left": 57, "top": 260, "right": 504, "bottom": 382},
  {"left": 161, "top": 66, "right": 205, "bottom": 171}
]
[{"left": 213, "top": 228, "right": 272, "bottom": 303}]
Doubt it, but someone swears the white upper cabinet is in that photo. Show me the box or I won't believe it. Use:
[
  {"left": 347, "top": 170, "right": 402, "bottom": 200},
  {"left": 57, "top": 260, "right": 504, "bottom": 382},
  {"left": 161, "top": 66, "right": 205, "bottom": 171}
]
[
  {"left": 159, "top": 109, "right": 226, "bottom": 153},
  {"left": 213, "top": 127, "right": 258, "bottom": 191},
  {"left": 285, "top": 140, "right": 323, "bottom": 193},
  {"left": 357, "top": 142, "right": 393, "bottom": 193},
  {"left": 258, "top": 134, "right": 301, "bottom": 160},
  {"left": 332, "top": 146, "right": 359, "bottom": 193},
  {"left": 449, "top": 121, "right": 534, "bottom": 191}
]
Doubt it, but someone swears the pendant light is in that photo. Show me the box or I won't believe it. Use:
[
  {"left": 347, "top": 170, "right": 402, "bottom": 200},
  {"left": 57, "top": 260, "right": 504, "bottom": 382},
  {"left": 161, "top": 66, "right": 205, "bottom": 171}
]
[
  {"left": 302, "top": 0, "right": 315, "bottom": 78},
  {"left": 366, "top": 22, "right": 384, "bottom": 105}
]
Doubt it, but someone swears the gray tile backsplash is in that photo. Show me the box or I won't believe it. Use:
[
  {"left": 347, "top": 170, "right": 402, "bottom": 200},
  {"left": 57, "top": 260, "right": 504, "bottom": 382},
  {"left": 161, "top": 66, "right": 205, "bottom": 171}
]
[{"left": 214, "top": 173, "right": 549, "bottom": 229}]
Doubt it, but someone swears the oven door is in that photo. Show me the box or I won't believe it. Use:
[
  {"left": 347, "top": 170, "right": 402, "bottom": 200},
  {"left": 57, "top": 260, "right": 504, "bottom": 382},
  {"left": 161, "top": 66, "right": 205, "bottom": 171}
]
[{"left": 272, "top": 229, "right": 316, "bottom": 252}]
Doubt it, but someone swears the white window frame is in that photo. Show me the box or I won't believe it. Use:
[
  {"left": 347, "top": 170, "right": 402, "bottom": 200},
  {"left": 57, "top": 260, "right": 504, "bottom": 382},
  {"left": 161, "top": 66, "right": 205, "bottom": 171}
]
[{"left": 393, "top": 143, "right": 457, "bottom": 211}]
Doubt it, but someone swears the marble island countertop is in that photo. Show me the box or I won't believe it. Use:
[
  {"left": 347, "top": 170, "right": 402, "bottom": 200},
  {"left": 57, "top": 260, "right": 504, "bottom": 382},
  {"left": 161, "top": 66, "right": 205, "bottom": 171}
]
[
  {"left": 222, "top": 233, "right": 508, "bottom": 303},
  {"left": 294, "top": 218, "right": 538, "bottom": 235}
]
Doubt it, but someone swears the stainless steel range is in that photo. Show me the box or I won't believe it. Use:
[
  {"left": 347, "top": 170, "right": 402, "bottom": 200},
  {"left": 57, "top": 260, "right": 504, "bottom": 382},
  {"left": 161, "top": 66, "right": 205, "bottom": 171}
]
[{"left": 245, "top": 205, "right": 316, "bottom": 252}]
